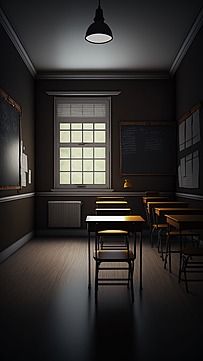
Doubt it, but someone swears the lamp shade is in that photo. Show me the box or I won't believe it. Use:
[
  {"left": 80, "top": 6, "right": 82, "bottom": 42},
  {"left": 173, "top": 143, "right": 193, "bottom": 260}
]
[{"left": 85, "top": 4, "right": 113, "bottom": 44}]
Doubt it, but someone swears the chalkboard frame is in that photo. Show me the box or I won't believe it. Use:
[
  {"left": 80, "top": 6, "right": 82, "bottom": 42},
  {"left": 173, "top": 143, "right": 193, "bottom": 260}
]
[
  {"left": 120, "top": 121, "right": 177, "bottom": 175},
  {"left": 0, "top": 88, "right": 22, "bottom": 190}
]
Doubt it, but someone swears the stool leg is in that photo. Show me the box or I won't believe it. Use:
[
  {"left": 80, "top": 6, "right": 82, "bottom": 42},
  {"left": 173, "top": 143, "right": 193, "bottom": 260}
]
[
  {"left": 168, "top": 238, "right": 172, "bottom": 273},
  {"left": 178, "top": 236, "right": 183, "bottom": 283},
  {"left": 181, "top": 255, "right": 189, "bottom": 293},
  {"left": 130, "top": 261, "right": 134, "bottom": 303}
]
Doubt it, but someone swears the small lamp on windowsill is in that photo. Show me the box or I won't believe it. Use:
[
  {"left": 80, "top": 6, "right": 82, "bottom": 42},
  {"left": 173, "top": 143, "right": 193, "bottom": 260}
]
[{"left": 123, "top": 178, "right": 131, "bottom": 189}]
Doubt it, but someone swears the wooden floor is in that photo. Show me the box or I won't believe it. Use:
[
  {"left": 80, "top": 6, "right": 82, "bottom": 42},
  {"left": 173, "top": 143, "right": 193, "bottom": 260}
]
[{"left": 0, "top": 233, "right": 203, "bottom": 361}]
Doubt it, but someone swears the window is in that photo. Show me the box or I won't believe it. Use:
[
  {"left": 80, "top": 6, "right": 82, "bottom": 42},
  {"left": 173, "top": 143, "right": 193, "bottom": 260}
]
[{"left": 54, "top": 97, "right": 111, "bottom": 189}]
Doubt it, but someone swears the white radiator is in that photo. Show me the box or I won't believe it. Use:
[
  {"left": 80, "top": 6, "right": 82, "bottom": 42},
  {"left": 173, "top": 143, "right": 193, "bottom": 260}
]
[{"left": 48, "top": 201, "right": 82, "bottom": 228}]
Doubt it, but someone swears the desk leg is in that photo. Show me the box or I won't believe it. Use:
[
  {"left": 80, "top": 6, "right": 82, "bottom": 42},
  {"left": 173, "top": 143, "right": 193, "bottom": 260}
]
[
  {"left": 178, "top": 232, "right": 183, "bottom": 283},
  {"left": 140, "top": 230, "right": 143, "bottom": 291},
  {"left": 88, "top": 231, "right": 91, "bottom": 289}
]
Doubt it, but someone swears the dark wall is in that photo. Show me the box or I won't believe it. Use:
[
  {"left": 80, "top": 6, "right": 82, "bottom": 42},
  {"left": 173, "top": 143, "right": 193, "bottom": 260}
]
[
  {"left": 36, "top": 78, "right": 175, "bottom": 192},
  {"left": 0, "top": 24, "right": 35, "bottom": 251},
  {"left": 35, "top": 77, "right": 175, "bottom": 232},
  {"left": 175, "top": 25, "right": 203, "bottom": 195}
]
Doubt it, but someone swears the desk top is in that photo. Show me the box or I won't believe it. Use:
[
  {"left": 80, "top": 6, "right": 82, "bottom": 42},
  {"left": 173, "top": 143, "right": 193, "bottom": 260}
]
[
  {"left": 95, "top": 208, "right": 131, "bottom": 211},
  {"left": 155, "top": 207, "right": 203, "bottom": 216},
  {"left": 96, "top": 200, "right": 128, "bottom": 205},
  {"left": 147, "top": 201, "right": 188, "bottom": 211},
  {"left": 165, "top": 214, "right": 203, "bottom": 230},
  {"left": 143, "top": 196, "right": 169, "bottom": 204},
  {"left": 86, "top": 215, "right": 145, "bottom": 223}
]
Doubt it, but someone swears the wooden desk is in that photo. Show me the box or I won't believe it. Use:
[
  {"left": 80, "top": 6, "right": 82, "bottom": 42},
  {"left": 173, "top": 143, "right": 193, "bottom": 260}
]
[
  {"left": 147, "top": 201, "right": 188, "bottom": 213},
  {"left": 165, "top": 214, "right": 203, "bottom": 280},
  {"left": 96, "top": 200, "right": 128, "bottom": 207},
  {"left": 147, "top": 201, "right": 188, "bottom": 225},
  {"left": 142, "top": 196, "right": 169, "bottom": 205},
  {"left": 155, "top": 207, "right": 203, "bottom": 218},
  {"left": 165, "top": 214, "right": 203, "bottom": 232},
  {"left": 96, "top": 200, "right": 128, "bottom": 204},
  {"left": 86, "top": 215, "right": 145, "bottom": 291},
  {"left": 143, "top": 197, "right": 170, "bottom": 225},
  {"left": 96, "top": 207, "right": 131, "bottom": 215}
]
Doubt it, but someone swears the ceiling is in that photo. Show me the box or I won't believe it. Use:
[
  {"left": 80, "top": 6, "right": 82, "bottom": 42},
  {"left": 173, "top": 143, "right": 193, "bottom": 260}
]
[{"left": 0, "top": 0, "right": 203, "bottom": 77}]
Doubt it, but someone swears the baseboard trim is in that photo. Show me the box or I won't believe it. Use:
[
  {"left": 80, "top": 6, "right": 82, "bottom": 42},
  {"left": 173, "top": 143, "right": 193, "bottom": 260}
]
[
  {"left": 36, "top": 229, "right": 88, "bottom": 237},
  {"left": 0, "top": 192, "right": 35, "bottom": 203},
  {"left": 176, "top": 192, "right": 203, "bottom": 201},
  {"left": 0, "top": 231, "right": 34, "bottom": 263}
]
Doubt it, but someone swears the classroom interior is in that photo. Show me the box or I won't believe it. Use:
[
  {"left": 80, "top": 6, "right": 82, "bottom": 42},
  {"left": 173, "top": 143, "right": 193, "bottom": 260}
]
[{"left": 0, "top": 1, "right": 203, "bottom": 360}]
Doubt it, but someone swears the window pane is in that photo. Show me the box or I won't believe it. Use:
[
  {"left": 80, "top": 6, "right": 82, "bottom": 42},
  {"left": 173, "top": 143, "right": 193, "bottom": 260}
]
[
  {"left": 83, "top": 172, "right": 93, "bottom": 184},
  {"left": 60, "top": 172, "right": 70, "bottom": 184},
  {"left": 71, "top": 123, "right": 82, "bottom": 129},
  {"left": 60, "top": 123, "right": 70, "bottom": 130},
  {"left": 95, "top": 131, "right": 106, "bottom": 143},
  {"left": 95, "top": 123, "right": 106, "bottom": 129},
  {"left": 60, "top": 147, "right": 70, "bottom": 158},
  {"left": 60, "top": 131, "right": 70, "bottom": 143},
  {"left": 94, "top": 172, "right": 106, "bottom": 184},
  {"left": 83, "top": 148, "right": 93, "bottom": 158},
  {"left": 83, "top": 131, "right": 93, "bottom": 143},
  {"left": 71, "top": 160, "right": 82, "bottom": 171},
  {"left": 95, "top": 147, "right": 105, "bottom": 158},
  {"left": 71, "top": 131, "right": 82, "bottom": 142},
  {"left": 83, "top": 123, "right": 93, "bottom": 129},
  {"left": 94, "top": 160, "right": 105, "bottom": 171},
  {"left": 71, "top": 172, "right": 82, "bottom": 184},
  {"left": 83, "top": 160, "right": 93, "bottom": 171},
  {"left": 60, "top": 160, "right": 70, "bottom": 171},
  {"left": 71, "top": 147, "right": 82, "bottom": 158}
]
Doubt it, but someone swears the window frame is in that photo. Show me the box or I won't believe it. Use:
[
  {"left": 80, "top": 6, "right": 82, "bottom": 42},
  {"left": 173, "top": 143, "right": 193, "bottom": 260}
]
[{"left": 54, "top": 96, "right": 111, "bottom": 190}]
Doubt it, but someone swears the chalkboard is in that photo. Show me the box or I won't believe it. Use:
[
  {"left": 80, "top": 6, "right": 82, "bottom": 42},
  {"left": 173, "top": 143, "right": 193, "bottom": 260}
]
[
  {"left": 120, "top": 122, "right": 176, "bottom": 175},
  {"left": 0, "top": 89, "right": 21, "bottom": 189}
]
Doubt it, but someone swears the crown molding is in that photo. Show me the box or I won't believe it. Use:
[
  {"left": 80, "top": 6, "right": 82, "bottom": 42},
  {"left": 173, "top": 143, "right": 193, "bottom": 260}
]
[
  {"left": 46, "top": 91, "right": 121, "bottom": 96},
  {"left": 170, "top": 7, "right": 203, "bottom": 76},
  {"left": 0, "top": 7, "right": 36, "bottom": 78},
  {"left": 1, "top": 4, "right": 202, "bottom": 80},
  {"left": 37, "top": 72, "right": 170, "bottom": 80}
]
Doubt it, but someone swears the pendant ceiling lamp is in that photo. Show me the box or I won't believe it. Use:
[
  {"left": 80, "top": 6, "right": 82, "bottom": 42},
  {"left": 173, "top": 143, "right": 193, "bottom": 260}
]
[{"left": 85, "top": 0, "right": 113, "bottom": 44}]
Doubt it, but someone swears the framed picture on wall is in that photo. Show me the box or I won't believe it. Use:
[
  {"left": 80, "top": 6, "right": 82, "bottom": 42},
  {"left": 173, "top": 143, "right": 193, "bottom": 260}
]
[{"left": 0, "top": 88, "right": 22, "bottom": 190}]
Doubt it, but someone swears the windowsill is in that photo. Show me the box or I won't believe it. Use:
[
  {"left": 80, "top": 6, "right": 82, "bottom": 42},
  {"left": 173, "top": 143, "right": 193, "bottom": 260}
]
[{"left": 51, "top": 188, "right": 115, "bottom": 193}]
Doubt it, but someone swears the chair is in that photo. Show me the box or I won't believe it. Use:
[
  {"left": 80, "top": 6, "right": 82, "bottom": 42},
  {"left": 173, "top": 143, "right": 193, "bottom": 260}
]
[
  {"left": 93, "top": 225, "right": 135, "bottom": 303},
  {"left": 97, "top": 229, "right": 129, "bottom": 250},
  {"left": 149, "top": 204, "right": 168, "bottom": 252},
  {"left": 180, "top": 246, "right": 203, "bottom": 292},
  {"left": 95, "top": 207, "right": 131, "bottom": 250},
  {"left": 164, "top": 230, "right": 200, "bottom": 276}
]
